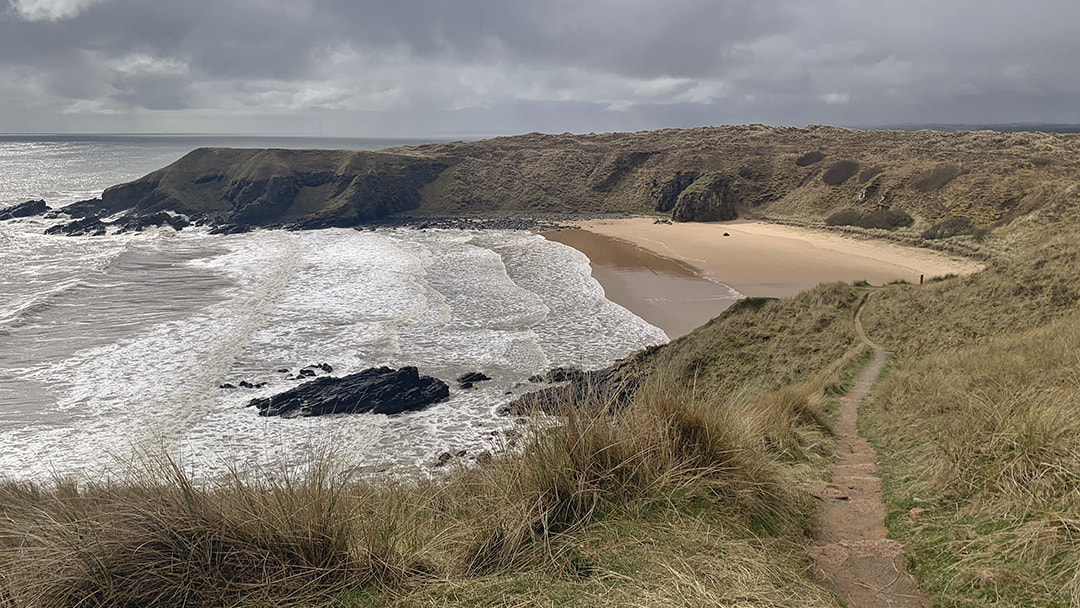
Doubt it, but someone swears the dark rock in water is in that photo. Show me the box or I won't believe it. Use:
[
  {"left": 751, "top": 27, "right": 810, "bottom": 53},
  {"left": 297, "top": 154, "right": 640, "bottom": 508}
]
[
  {"left": 0, "top": 200, "right": 50, "bottom": 220},
  {"left": 114, "top": 211, "right": 190, "bottom": 233},
  {"left": 457, "top": 371, "right": 491, "bottom": 384},
  {"left": 457, "top": 371, "right": 491, "bottom": 389},
  {"left": 45, "top": 216, "right": 107, "bottom": 236},
  {"left": 209, "top": 223, "right": 254, "bottom": 235},
  {"left": 499, "top": 359, "right": 647, "bottom": 416},
  {"left": 276, "top": 368, "right": 290, "bottom": 373},
  {"left": 314, "top": 363, "right": 333, "bottom": 373},
  {"left": 527, "top": 374, "right": 545, "bottom": 383},
  {"left": 220, "top": 383, "right": 238, "bottom": 389},
  {"left": 298, "top": 368, "right": 317, "bottom": 378},
  {"left": 249, "top": 366, "right": 450, "bottom": 418}
]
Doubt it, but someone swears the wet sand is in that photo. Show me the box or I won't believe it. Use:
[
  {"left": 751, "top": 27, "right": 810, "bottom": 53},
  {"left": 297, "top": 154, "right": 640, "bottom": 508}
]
[
  {"left": 543, "top": 229, "right": 740, "bottom": 339},
  {"left": 544, "top": 218, "right": 983, "bottom": 338}
]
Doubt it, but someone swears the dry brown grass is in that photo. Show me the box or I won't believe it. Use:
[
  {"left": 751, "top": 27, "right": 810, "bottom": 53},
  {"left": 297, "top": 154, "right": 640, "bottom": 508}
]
[
  {"left": 862, "top": 311, "right": 1080, "bottom": 607},
  {"left": 0, "top": 356, "right": 857, "bottom": 607}
]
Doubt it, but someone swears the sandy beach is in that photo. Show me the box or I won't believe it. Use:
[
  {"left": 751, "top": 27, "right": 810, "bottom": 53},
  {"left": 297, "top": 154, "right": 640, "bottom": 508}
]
[{"left": 545, "top": 218, "right": 983, "bottom": 338}]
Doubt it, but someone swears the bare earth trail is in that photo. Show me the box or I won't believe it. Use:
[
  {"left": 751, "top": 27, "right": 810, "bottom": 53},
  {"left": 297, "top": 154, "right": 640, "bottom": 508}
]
[{"left": 806, "top": 295, "right": 930, "bottom": 607}]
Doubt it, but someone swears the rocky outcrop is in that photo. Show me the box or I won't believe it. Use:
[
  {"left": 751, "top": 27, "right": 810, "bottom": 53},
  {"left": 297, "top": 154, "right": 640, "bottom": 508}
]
[
  {"left": 45, "top": 211, "right": 190, "bottom": 236},
  {"left": 456, "top": 371, "right": 491, "bottom": 389},
  {"left": 59, "top": 148, "right": 449, "bottom": 229},
  {"left": 249, "top": 366, "right": 450, "bottom": 418},
  {"left": 0, "top": 200, "right": 49, "bottom": 220},
  {"left": 671, "top": 174, "right": 738, "bottom": 222},
  {"left": 500, "top": 359, "right": 648, "bottom": 416},
  {"left": 651, "top": 172, "right": 700, "bottom": 212},
  {"left": 44, "top": 216, "right": 108, "bottom": 236}
]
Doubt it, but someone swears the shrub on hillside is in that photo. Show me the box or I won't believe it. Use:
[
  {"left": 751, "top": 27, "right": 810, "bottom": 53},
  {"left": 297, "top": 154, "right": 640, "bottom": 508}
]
[
  {"left": 795, "top": 151, "right": 825, "bottom": 166},
  {"left": 821, "top": 160, "right": 860, "bottom": 186},
  {"left": 922, "top": 216, "right": 979, "bottom": 240},
  {"left": 855, "top": 208, "right": 914, "bottom": 230},
  {"left": 824, "top": 208, "right": 863, "bottom": 226},
  {"left": 857, "top": 165, "right": 885, "bottom": 184}
]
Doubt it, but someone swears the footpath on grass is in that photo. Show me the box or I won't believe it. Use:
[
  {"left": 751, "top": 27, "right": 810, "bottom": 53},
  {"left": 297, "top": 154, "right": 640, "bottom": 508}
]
[{"left": 806, "top": 294, "right": 930, "bottom": 608}]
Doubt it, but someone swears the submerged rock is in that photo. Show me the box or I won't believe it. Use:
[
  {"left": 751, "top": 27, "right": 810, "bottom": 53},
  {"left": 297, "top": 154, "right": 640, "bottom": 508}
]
[
  {"left": 44, "top": 216, "right": 107, "bottom": 236},
  {"left": 249, "top": 366, "right": 450, "bottom": 418},
  {"left": 456, "top": 371, "right": 491, "bottom": 389}
]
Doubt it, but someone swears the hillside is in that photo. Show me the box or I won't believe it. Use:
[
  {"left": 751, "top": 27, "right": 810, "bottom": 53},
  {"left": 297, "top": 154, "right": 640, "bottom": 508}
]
[
  {"left": 51, "top": 125, "right": 1080, "bottom": 232},
  {"left": 3, "top": 126, "right": 1080, "bottom": 607}
]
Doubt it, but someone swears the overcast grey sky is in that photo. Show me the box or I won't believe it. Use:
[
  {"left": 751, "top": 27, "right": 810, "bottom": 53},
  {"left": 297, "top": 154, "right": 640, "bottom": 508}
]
[{"left": 2, "top": 0, "right": 1079, "bottom": 136}]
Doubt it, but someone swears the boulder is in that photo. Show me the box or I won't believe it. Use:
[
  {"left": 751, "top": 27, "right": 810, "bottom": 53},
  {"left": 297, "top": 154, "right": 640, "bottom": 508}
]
[
  {"left": 249, "top": 366, "right": 450, "bottom": 418},
  {"left": 0, "top": 200, "right": 49, "bottom": 220},
  {"left": 457, "top": 371, "right": 491, "bottom": 389},
  {"left": 457, "top": 371, "right": 491, "bottom": 384}
]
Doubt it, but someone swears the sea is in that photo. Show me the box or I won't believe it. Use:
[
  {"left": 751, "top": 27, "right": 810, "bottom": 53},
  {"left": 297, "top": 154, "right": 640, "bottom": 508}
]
[{"left": 0, "top": 135, "right": 668, "bottom": 482}]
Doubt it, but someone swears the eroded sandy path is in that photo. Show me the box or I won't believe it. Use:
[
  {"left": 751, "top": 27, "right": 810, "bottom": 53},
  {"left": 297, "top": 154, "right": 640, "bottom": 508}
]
[{"left": 806, "top": 295, "right": 929, "bottom": 607}]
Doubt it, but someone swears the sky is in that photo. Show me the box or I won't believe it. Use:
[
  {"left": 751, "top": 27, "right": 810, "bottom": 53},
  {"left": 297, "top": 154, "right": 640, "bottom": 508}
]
[{"left": 2, "top": 0, "right": 1079, "bottom": 137}]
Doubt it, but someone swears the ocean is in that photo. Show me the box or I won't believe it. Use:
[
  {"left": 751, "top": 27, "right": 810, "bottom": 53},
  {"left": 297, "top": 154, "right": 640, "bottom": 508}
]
[{"left": 0, "top": 135, "right": 668, "bottom": 481}]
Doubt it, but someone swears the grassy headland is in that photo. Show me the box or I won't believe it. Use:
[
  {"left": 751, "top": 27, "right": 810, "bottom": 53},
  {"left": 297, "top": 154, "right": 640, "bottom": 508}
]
[{"left": 5, "top": 125, "right": 1080, "bottom": 606}]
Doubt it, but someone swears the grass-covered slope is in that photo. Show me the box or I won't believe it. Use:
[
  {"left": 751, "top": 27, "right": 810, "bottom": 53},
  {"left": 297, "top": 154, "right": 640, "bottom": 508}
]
[
  {"left": 61, "top": 125, "right": 1080, "bottom": 229},
  {"left": 408, "top": 126, "right": 1080, "bottom": 227},
  {"left": 849, "top": 206, "right": 1080, "bottom": 607}
]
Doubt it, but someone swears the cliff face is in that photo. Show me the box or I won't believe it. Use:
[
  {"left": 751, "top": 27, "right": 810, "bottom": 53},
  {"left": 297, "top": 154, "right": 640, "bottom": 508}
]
[
  {"left": 56, "top": 125, "right": 1080, "bottom": 230},
  {"left": 62, "top": 148, "right": 448, "bottom": 228}
]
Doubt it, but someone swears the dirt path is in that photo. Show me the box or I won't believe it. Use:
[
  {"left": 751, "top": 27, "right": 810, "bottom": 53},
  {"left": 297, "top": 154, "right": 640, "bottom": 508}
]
[{"left": 806, "top": 295, "right": 929, "bottom": 607}]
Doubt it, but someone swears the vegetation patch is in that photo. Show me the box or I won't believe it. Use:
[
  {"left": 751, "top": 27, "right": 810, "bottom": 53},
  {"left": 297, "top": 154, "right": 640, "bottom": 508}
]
[
  {"left": 921, "top": 216, "right": 986, "bottom": 240},
  {"left": 862, "top": 313, "right": 1080, "bottom": 607},
  {"left": 825, "top": 207, "right": 914, "bottom": 230},
  {"left": 857, "top": 165, "right": 884, "bottom": 184},
  {"left": 795, "top": 151, "right": 826, "bottom": 166},
  {"left": 821, "top": 160, "right": 860, "bottom": 186},
  {"left": 909, "top": 163, "right": 962, "bottom": 193}
]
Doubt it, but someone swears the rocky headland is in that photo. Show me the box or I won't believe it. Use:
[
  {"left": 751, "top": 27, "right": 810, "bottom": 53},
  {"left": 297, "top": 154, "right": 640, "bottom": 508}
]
[{"left": 10, "top": 125, "right": 1077, "bottom": 235}]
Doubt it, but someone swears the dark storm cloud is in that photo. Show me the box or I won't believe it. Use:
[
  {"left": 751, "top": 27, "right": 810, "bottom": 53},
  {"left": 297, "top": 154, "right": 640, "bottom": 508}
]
[{"left": 2, "top": 0, "right": 1080, "bottom": 134}]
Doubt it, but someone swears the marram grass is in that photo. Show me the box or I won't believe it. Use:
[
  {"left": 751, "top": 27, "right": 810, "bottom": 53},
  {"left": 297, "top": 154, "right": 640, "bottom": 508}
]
[{"left": 0, "top": 364, "right": 854, "bottom": 607}]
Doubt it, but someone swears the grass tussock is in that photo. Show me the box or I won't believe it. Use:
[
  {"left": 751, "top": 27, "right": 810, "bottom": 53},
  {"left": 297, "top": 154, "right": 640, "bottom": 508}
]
[
  {"left": 862, "top": 310, "right": 1080, "bottom": 607},
  {"left": 0, "top": 355, "right": 854, "bottom": 607}
]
